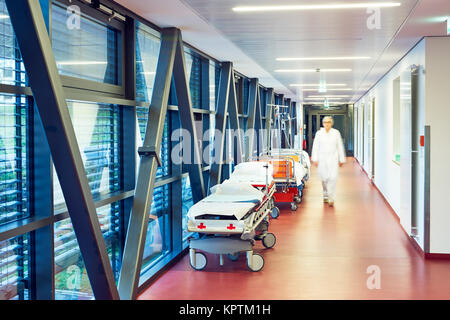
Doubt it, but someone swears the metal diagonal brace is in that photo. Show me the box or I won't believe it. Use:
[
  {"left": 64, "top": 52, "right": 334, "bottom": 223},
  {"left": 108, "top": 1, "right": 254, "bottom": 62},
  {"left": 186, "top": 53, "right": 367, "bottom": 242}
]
[
  {"left": 228, "top": 68, "right": 243, "bottom": 165},
  {"left": 6, "top": 0, "right": 119, "bottom": 299},
  {"left": 118, "top": 28, "right": 206, "bottom": 300},
  {"left": 265, "top": 88, "right": 274, "bottom": 152},
  {"left": 173, "top": 29, "right": 205, "bottom": 203},
  {"left": 245, "top": 78, "right": 258, "bottom": 161},
  {"left": 208, "top": 62, "right": 232, "bottom": 191}
]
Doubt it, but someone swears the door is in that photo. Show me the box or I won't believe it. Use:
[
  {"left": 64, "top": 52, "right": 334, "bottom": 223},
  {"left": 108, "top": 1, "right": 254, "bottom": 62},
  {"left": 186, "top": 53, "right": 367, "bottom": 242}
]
[
  {"left": 370, "top": 98, "right": 375, "bottom": 180},
  {"left": 361, "top": 104, "right": 365, "bottom": 167},
  {"left": 400, "top": 65, "right": 423, "bottom": 238},
  {"left": 410, "top": 66, "right": 421, "bottom": 238}
]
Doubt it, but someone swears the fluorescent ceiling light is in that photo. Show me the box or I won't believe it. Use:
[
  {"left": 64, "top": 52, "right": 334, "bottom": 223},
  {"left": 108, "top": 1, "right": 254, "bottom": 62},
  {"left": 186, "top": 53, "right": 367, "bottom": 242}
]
[
  {"left": 275, "top": 68, "right": 352, "bottom": 73},
  {"left": 140, "top": 71, "right": 156, "bottom": 75},
  {"left": 304, "top": 97, "right": 344, "bottom": 100},
  {"left": 277, "top": 56, "right": 371, "bottom": 61},
  {"left": 57, "top": 61, "right": 107, "bottom": 66},
  {"left": 308, "top": 95, "right": 351, "bottom": 98},
  {"left": 302, "top": 88, "right": 353, "bottom": 92},
  {"left": 233, "top": 2, "right": 401, "bottom": 12},
  {"left": 290, "top": 83, "right": 347, "bottom": 87},
  {"left": 0, "top": 14, "right": 9, "bottom": 19}
]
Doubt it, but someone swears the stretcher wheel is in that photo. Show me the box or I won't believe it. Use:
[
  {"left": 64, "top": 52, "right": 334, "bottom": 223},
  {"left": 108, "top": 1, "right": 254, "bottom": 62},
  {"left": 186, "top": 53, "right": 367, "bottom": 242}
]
[
  {"left": 190, "top": 252, "right": 207, "bottom": 271},
  {"left": 262, "top": 233, "right": 276, "bottom": 249},
  {"left": 291, "top": 202, "right": 298, "bottom": 211},
  {"left": 270, "top": 206, "right": 280, "bottom": 219},
  {"left": 247, "top": 253, "right": 264, "bottom": 272},
  {"left": 226, "top": 252, "right": 240, "bottom": 261},
  {"left": 295, "top": 196, "right": 302, "bottom": 204}
]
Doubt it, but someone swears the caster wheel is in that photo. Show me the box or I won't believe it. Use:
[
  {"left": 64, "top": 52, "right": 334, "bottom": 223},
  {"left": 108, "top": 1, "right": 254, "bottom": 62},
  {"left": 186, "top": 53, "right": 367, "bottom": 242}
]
[
  {"left": 262, "top": 233, "right": 276, "bottom": 249},
  {"left": 291, "top": 203, "right": 298, "bottom": 211},
  {"left": 226, "top": 252, "right": 240, "bottom": 261},
  {"left": 295, "top": 196, "right": 302, "bottom": 204},
  {"left": 190, "top": 252, "right": 207, "bottom": 270},
  {"left": 247, "top": 253, "right": 264, "bottom": 272},
  {"left": 270, "top": 206, "right": 280, "bottom": 219}
]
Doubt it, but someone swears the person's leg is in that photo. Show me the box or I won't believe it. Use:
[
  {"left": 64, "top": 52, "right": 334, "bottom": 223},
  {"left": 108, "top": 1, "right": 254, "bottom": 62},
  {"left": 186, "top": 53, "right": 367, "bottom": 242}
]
[
  {"left": 322, "top": 179, "right": 328, "bottom": 202},
  {"left": 327, "top": 178, "right": 337, "bottom": 206}
]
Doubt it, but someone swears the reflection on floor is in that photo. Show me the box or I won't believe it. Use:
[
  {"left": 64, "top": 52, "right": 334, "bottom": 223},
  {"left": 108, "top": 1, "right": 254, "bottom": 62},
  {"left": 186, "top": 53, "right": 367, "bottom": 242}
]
[{"left": 139, "top": 158, "right": 450, "bottom": 300}]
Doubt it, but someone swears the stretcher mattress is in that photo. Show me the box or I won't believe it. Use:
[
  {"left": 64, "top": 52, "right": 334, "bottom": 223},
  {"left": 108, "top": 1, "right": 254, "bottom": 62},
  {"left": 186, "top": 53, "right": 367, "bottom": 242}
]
[
  {"left": 229, "top": 161, "right": 274, "bottom": 185},
  {"left": 187, "top": 201, "right": 257, "bottom": 221},
  {"left": 293, "top": 162, "right": 306, "bottom": 185},
  {"left": 189, "top": 181, "right": 265, "bottom": 221}
]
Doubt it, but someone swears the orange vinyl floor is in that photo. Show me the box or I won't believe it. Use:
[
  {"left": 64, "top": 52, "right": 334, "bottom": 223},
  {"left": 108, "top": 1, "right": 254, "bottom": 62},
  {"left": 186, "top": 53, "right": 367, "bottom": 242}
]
[{"left": 139, "top": 158, "right": 450, "bottom": 300}]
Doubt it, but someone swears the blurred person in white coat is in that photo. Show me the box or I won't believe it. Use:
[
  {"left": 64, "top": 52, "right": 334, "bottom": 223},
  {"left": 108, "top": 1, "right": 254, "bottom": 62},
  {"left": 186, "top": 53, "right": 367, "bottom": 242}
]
[{"left": 311, "top": 116, "right": 346, "bottom": 206}]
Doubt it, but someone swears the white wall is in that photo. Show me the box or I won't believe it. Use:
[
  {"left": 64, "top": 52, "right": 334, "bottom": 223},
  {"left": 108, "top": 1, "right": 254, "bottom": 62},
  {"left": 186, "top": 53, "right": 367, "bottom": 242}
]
[
  {"left": 354, "top": 38, "right": 427, "bottom": 247},
  {"left": 355, "top": 36, "right": 450, "bottom": 254},
  {"left": 425, "top": 37, "right": 450, "bottom": 254}
]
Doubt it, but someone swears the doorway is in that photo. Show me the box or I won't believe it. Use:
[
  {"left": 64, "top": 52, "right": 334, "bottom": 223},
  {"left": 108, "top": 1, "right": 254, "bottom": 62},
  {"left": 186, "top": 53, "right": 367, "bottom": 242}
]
[{"left": 308, "top": 112, "right": 348, "bottom": 154}]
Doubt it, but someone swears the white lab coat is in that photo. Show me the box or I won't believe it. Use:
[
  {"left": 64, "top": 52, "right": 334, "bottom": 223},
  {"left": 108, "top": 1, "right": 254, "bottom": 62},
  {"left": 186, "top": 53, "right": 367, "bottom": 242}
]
[{"left": 311, "top": 128, "right": 346, "bottom": 200}]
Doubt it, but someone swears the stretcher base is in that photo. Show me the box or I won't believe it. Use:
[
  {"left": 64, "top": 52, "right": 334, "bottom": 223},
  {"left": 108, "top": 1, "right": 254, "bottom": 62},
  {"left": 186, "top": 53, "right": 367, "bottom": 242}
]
[{"left": 189, "top": 236, "right": 271, "bottom": 272}]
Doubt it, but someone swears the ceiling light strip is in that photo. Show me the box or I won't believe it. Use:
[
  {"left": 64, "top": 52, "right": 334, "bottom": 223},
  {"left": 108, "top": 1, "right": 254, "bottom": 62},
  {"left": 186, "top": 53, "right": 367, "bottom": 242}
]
[
  {"left": 277, "top": 56, "right": 371, "bottom": 61},
  {"left": 275, "top": 69, "right": 352, "bottom": 73},
  {"left": 233, "top": 2, "right": 401, "bottom": 12}
]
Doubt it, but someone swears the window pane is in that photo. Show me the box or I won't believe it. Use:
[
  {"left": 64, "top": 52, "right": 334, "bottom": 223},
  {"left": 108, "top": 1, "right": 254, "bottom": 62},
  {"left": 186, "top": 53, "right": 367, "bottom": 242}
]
[
  {"left": 136, "top": 23, "right": 160, "bottom": 102},
  {"left": 0, "top": 1, "right": 26, "bottom": 86},
  {"left": 136, "top": 108, "right": 170, "bottom": 178},
  {"left": 0, "top": 234, "right": 29, "bottom": 300},
  {"left": 0, "top": 94, "right": 28, "bottom": 226},
  {"left": 54, "top": 201, "right": 121, "bottom": 300},
  {"left": 52, "top": 101, "right": 121, "bottom": 300},
  {"left": 182, "top": 176, "right": 194, "bottom": 242},
  {"left": 51, "top": 2, "right": 122, "bottom": 85},
  {"left": 185, "top": 50, "right": 201, "bottom": 109},
  {"left": 140, "top": 185, "right": 170, "bottom": 275},
  {"left": 243, "top": 79, "right": 249, "bottom": 116},
  {"left": 54, "top": 101, "right": 121, "bottom": 207}
]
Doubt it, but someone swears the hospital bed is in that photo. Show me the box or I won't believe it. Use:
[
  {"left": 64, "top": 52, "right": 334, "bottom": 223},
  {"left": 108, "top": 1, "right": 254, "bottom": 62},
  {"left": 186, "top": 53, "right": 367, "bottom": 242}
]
[
  {"left": 187, "top": 163, "right": 277, "bottom": 272},
  {"left": 271, "top": 148, "right": 311, "bottom": 181},
  {"left": 270, "top": 156, "right": 307, "bottom": 211},
  {"left": 228, "top": 161, "right": 280, "bottom": 219}
]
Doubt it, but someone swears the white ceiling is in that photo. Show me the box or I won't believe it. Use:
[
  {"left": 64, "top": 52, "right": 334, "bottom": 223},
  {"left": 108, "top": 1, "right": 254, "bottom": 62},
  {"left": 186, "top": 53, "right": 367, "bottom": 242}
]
[{"left": 116, "top": 0, "right": 450, "bottom": 103}]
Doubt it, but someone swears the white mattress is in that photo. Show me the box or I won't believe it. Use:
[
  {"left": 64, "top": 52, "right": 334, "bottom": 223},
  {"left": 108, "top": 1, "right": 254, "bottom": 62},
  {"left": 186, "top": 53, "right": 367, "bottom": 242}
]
[
  {"left": 294, "top": 162, "right": 306, "bottom": 185},
  {"left": 190, "top": 181, "right": 264, "bottom": 221},
  {"left": 229, "top": 161, "right": 274, "bottom": 185},
  {"left": 187, "top": 201, "right": 257, "bottom": 221}
]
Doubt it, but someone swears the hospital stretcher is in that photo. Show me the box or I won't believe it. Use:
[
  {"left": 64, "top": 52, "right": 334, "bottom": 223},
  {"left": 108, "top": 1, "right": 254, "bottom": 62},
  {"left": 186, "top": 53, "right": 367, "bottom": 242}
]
[
  {"left": 270, "top": 156, "right": 307, "bottom": 211},
  {"left": 187, "top": 163, "right": 277, "bottom": 272},
  {"left": 228, "top": 161, "right": 280, "bottom": 219},
  {"left": 271, "top": 148, "right": 311, "bottom": 181}
]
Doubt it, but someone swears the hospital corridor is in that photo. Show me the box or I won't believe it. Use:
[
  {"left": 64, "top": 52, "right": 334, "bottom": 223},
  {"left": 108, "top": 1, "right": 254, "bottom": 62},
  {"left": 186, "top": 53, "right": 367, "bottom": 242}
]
[
  {"left": 139, "top": 159, "right": 450, "bottom": 300},
  {"left": 1, "top": 0, "right": 450, "bottom": 307}
]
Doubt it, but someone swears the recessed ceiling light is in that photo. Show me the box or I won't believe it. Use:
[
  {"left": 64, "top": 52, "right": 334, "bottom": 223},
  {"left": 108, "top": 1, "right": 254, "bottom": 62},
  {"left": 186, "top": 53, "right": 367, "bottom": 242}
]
[
  {"left": 277, "top": 56, "right": 371, "bottom": 61},
  {"left": 232, "top": 2, "right": 401, "bottom": 12},
  {"left": 290, "top": 83, "right": 347, "bottom": 87},
  {"left": 275, "top": 68, "right": 352, "bottom": 73}
]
